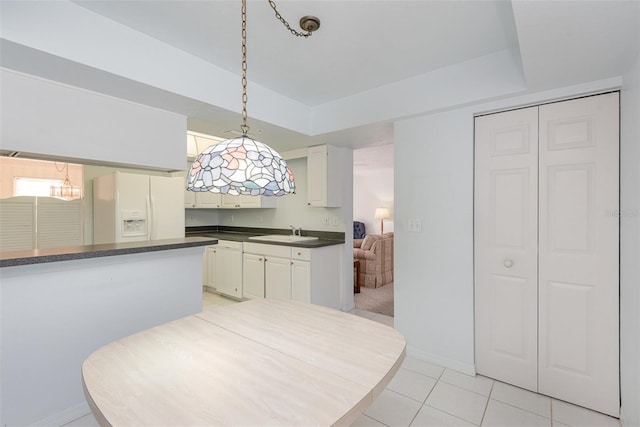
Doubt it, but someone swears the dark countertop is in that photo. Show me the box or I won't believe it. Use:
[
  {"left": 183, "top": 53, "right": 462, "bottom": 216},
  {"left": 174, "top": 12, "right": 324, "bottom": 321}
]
[
  {"left": 0, "top": 227, "right": 345, "bottom": 268},
  {"left": 185, "top": 226, "right": 345, "bottom": 249},
  {"left": 0, "top": 237, "right": 219, "bottom": 268}
]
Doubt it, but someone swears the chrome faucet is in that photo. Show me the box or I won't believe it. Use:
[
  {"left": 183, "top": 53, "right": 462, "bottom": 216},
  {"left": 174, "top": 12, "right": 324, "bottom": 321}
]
[{"left": 289, "top": 225, "right": 302, "bottom": 236}]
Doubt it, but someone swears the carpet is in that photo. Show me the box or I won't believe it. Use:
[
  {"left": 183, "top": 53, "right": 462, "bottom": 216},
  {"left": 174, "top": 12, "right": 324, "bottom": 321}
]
[{"left": 354, "top": 282, "right": 394, "bottom": 317}]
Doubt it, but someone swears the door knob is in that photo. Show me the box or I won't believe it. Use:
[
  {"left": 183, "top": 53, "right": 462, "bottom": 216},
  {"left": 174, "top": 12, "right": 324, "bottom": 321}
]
[{"left": 503, "top": 259, "right": 514, "bottom": 268}]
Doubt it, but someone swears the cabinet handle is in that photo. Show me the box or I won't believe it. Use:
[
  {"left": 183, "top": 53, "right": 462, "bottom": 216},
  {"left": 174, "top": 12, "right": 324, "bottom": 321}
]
[
  {"left": 503, "top": 259, "right": 514, "bottom": 268},
  {"left": 297, "top": 252, "right": 301, "bottom": 256},
  {"left": 291, "top": 261, "right": 294, "bottom": 265},
  {"left": 307, "top": 202, "right": 311, "bottom": 206},
  {"left": 259, "top": 258, "right": 263, "bottom": 261}
]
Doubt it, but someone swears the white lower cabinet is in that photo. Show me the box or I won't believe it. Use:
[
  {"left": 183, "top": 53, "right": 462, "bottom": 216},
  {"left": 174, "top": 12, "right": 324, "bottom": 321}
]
[
  {"left": 242, "top": 242, "right": 340, "bottom": 308},
  {"left": 204, "top": 246, "right": 217, "bottom": 290},
  {"left": 242, "top": 253, "right": 266, "bottom": 299},
  {"left": 242, "top": 243, "right": 291, "bottom": 300},
  {"left": 265, "top": 256, "right": 291, "bottom": 300},
  {"left": 291, "top": 260, "right": 311, "bottom": 303},
  {"left": 204, "top": 240, "right": 243, "bottom": 299}
]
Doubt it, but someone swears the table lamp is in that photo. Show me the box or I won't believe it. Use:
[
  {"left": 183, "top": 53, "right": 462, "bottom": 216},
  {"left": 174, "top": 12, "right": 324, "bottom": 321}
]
[{"left": 374, "top": 207, "right": 391, "bottom": 234}]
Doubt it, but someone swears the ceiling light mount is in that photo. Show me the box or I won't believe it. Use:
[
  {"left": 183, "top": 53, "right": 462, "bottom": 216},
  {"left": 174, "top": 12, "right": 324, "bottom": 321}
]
[
  {"left": 299, "top": 16, "right": 321, "bottom": 33},
  {"left": 268, "top": 0, "right": 320, "bottom": 38}
]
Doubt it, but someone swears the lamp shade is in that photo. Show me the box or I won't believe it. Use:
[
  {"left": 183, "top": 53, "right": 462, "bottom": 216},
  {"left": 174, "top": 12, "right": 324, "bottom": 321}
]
[
  {"left": 374, "top": 207, "right": 391, "bottom": 220},
  {"left": 187, "top": 135, "right": 295, "bottom": 196}
]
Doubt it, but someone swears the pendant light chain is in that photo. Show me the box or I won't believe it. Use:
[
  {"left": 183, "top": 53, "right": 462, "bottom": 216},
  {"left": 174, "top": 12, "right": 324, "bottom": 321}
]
[
  {"left": 240, "top": 0, "right": 249, "bottom": 135},
  {"left": 187, "top": 0, "right": 316, "bottom": 196},
  {"left": 268, "top": 0, "right": 314, "bottom": 38}
]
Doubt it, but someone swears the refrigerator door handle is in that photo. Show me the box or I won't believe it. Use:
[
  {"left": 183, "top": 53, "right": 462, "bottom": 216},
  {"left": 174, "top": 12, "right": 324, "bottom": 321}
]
[{"left": 146, "top": 195, "right": 153, "bottom": 240}]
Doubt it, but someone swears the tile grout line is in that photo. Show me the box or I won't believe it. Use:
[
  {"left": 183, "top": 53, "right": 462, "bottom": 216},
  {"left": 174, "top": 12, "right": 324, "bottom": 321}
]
[
  {"left": 489, "top": 396, "right": 553, "bottom": 421},
  {"left": 478, "top": 380, "right": 495, "bottom": 426}
]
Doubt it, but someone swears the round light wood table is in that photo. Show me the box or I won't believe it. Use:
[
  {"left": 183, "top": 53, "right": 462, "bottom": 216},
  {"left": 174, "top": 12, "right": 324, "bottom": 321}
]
[{"left": 82, "top": 298, "right": 406, "bottom": 426}]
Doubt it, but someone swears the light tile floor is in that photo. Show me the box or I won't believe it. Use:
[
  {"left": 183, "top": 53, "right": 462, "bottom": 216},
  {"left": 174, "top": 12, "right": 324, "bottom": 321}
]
[
  {"left": 348, "top": 310, "right": 621, "bottom": 427},
  {"left": 64, "top": 292, "right": 621, "bottom": 427}
]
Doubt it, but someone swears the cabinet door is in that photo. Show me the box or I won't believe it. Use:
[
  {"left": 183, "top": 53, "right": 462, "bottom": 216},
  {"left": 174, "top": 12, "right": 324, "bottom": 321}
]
[
  {"left": 215, "top": 246, "right": 243, "bottom": 298},
  {"left": 265, "top": 256, "right": 291, "bottom": 300},
  {"left": 307, "top": 145, "right": 341, "bottom": 207},
  {"left": 221, "top": 194, "right": 275, "bottom": 208},
  {"left": 291, "top": 260, "right": 311, "bottom": 303},
  {"left": 183, "top": 162, "right": 221, "bottom": 208},
  {"left": 243, "top": 253, "right": 265, "bottom": 299},
  {"left": 195, "top": 192, "right": 222, "bottom": 208},
  {"left": 307, "top": 145, "right": 327, "bottom": 207},
  {"left": 236, "top": 195, "right": 260, "bottom": 208},
  {"left": 221, "top": 195, "right": 240, "bottom": 208},
  {"left": 205, "top": 247, "right": 216, "bottom": 289},
  {"left": 185, "top": 190, "right": 196, "bottom": 208}
]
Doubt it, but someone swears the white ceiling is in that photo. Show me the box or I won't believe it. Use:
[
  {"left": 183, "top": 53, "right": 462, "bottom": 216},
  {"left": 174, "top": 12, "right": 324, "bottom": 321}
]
[
  {"left": 71, "top": 0, "right": 519, "bottom": 106},
  {"left": 1, "top": 0, "right": 638, "bottom": 156}
]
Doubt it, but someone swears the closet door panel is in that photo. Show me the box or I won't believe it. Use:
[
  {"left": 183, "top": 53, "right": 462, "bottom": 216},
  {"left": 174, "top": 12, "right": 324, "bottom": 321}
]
[
  {"left": 474, "top": 107, "right": 539, "bottom": 392},
  {"left": 538, "top": 93, "right": 619, "bottom": 417}
]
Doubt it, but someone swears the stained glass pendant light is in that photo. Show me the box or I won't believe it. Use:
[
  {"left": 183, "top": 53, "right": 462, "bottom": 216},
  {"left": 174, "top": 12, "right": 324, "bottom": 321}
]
[{"left": 187, "top": 0, "right": 319, "bottom": 196}]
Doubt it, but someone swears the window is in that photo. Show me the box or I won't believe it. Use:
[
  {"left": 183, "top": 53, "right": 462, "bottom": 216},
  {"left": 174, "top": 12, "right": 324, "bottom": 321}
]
[{"left": 14, "top": 177, "right": 63, "bottom": 197}]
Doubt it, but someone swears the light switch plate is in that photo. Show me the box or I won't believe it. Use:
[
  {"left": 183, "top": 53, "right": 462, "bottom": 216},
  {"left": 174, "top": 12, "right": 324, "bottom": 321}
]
[{"left": 408, "top": 218, "right": 422, "bottom": 232}]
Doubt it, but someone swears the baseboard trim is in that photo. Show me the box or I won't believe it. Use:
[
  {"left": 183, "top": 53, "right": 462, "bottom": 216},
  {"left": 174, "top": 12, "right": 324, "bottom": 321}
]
[
  {"left": 28, "top": 401, "right": 91, "bottom": 427},
  {"left": 406, "top": 345, "right": 476, "bottom": 376}
]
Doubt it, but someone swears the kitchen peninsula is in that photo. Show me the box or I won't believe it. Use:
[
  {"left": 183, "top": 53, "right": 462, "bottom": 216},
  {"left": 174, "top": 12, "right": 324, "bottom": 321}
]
[{"left": 0, "top": 236, "right": 217, "bottom": 426}]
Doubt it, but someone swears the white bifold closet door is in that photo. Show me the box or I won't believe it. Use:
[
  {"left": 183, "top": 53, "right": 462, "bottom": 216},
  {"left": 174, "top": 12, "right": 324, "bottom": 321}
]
[
  {"left": 474, "top": 106, "right": 539, "bottom": 392},
  {"left": 474, "top": 92, "right": 619, "bottom": 417}
]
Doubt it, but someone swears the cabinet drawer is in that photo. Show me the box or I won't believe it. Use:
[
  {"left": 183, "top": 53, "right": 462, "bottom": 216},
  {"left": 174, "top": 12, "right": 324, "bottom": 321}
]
[
  {"left": 217, "top": 240, "right": 243, "bottom": 250},
  {"left": 291, "top": 248, "right": 311, "bottom": 261},
  {"left": 243, "top": 242, "right": 291, "bottom": 258}
]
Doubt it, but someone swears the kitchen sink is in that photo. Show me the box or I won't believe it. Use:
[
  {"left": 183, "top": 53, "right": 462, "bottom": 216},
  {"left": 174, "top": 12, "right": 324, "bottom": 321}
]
[{"left": 248, "top": 235, "right": 319, "bottom": 243}]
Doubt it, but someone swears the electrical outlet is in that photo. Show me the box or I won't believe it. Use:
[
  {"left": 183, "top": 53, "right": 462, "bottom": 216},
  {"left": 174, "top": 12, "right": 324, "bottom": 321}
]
[
  {"left": 331, "top": 216, "right": 339, "bottom": 226},
  {"left": 324, "top": 217, "right": 330, "bottom": 225},
  {"left": 256, "top": 215, "right": 263, "bottom": 223}
]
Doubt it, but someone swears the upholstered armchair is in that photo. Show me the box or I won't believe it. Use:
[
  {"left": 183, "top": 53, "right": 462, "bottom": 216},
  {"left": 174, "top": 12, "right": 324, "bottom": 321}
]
[{"left": 353, "top": 232, "right": 394, "bottom": 288}]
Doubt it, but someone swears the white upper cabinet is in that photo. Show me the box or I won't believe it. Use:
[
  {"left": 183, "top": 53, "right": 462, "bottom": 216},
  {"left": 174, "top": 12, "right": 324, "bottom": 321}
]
[
  {"left": 307, "top": 145, "right": 341, "bottom": 207},
  {"left": 195, "top": 191, "right": 222, "bottom": 208},
  {"left": 221, "top": 194, "right": 276, "bottom": 209},
  {"left": 173, "top": 165, "right": 222, "bottom": 209}
]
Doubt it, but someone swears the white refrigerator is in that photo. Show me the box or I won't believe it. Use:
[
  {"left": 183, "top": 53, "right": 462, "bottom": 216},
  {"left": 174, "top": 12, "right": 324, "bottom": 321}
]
[{"left": 93, "top": 172, "right": 185, "bottom": 244}]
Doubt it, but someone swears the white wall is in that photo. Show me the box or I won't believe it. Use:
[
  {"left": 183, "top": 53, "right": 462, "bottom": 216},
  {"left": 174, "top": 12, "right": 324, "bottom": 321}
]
[
  {"left": 619, "top": 52, "right": 640, "bottom": 427},
  {"left": 0, "top": 248, "right": 204, "bottom": 426},
  {"left": 394, "top": 108, "right": 476, "bottom": 374},
  {"left": 185, "top": 209, "right": 220, "bottom": 227},
  {"left": 0, "top": 69, "right": 187, "bottom": 171},
  {"left": 353, "top": 167, "right": 394, "bottom": 236}
]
